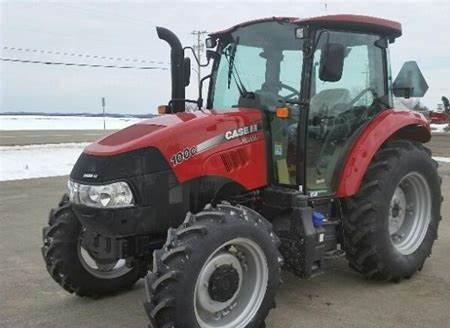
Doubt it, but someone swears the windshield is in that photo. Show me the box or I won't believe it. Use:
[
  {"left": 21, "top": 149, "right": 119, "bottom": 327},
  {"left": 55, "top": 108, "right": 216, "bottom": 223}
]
[{"left": 210, "top": 21, "right": 304, "bottom": 110}]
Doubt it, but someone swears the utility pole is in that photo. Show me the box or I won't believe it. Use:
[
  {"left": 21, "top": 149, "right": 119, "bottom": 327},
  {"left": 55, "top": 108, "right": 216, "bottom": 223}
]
[
  {"left": 101, "top": 97, "right": 106, "bottom": 130},
  {"left": 191, "top": 30, "right": 208, "bottom": 86}
]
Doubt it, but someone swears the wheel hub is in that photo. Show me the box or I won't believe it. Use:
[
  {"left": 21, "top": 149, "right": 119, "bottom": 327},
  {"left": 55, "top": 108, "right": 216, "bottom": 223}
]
[
  {"left": 389, "top": 187, "right": 407, "bottom": 235},
  {"left": 196, "top": 252, "right": 243, "bottom": 314},
  {"left": 388, "top": 172, "right": 432, "bottom": 255},
  {"left": 194, "top": 238, "right": 269, "bottom": 328},
  {"left": 77, "top": 232, "right": 132, "bottom": 279},
  {"left": 208, "top": 264, "right": 240, "bottom": 302}
]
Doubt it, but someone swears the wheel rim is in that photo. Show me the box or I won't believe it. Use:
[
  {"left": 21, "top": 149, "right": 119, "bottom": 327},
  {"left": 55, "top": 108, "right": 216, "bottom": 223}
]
[
  {"left": 77, "top": 237, "right": 132, "bottom": 279},
  {"left": 389, "top": 172, "right": 432, "bottom": 255},
  {"left": 194, "top": 238, "right": 268, "bottom": 328}
]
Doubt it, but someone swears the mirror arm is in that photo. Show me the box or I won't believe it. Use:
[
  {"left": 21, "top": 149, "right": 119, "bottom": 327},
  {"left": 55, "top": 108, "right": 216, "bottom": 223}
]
[
  {"left": 183, "top": 47, "right": 200, "bottom": 65},
  {"left": 197, "top": 74, "right": 212, "bottom": 109},
  {"left": 183, "top": 46, "right": 211, "bottom": 67},
  {"left": 304, "top": 29, "right": 329, "bottom": 58}
]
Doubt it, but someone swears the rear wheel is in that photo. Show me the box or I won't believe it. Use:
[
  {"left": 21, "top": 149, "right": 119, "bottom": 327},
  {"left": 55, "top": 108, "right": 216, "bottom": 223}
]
[
  {"left": 343, "top": 140, "right": 442, "bottom": 281},
  {"left": 41, "top": 194, "right": 146, "bottom": 297},
  {"left": 144, "top": 204, "right": 282, "bottom": 328}
]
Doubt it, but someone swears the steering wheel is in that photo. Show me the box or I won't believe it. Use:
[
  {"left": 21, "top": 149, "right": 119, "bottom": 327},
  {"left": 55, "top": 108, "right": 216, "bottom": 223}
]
[
  {"left": 347, "top": 87, "right": 378, "bottom": 116},
  {"left": 349, "top": 87, "right": 377, "bottom": 106},
  {"left": 278, "top": 83, "right": 301, "bottom": 101}
]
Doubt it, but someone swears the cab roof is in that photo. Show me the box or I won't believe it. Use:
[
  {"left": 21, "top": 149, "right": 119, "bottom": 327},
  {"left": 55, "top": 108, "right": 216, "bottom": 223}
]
[{"left": 210, "top": 14, "right": 402, "bottom": 40}]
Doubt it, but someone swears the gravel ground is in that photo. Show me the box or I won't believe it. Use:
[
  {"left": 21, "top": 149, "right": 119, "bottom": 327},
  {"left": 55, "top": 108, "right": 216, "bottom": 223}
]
[{"left": 0, "top": 138, "right": 448, "bottom": 328}]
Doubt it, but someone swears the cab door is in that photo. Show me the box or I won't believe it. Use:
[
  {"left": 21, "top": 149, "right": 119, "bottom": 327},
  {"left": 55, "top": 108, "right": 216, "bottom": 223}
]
[
  {"left": 305, "top": 30, "right": 389, "bottom": 196},
  {"left": 269, "top": 50, "right": 303, "bottom": 186}
]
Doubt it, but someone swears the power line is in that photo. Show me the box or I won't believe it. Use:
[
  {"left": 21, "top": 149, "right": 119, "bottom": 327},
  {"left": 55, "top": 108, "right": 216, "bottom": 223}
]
[
  {"left": 2, "top": 46, "right": 168, "bottom": 65},
  {"left": 0, "top": 58, "right": 167, "bottom": 70}
]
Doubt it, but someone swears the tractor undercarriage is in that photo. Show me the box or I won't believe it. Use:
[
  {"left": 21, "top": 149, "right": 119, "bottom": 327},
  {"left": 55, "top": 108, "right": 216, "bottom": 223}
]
[
  {"left": 262, "top": 187, "right": 342, "bottom": 278},
  {"left": 74, "top": 182, "right": 344, "bottom": 282}
]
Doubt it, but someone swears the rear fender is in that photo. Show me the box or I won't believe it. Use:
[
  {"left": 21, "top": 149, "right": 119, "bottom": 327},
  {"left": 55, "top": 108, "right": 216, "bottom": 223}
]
[{"left": 336, "top": 109, "right": 430, "bottom": 197}]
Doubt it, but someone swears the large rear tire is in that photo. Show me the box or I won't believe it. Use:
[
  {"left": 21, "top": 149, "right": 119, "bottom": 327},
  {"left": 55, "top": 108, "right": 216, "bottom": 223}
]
[
  {"left": 144, "top": 203, "right": 282, "bottom": 328},
  {"left": 42, "top": 194, "right": 146, "bottom": 297},
  {"left": 343, "top": 140, "right": 442, "bottom": 281}
]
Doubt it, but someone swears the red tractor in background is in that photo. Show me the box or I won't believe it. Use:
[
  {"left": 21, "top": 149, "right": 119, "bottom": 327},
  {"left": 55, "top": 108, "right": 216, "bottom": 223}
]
[
  {"left": 42, "top": 15, "right": 442, "bottom": 328},
  {"left": 430, "top": 111, "right": 449, "bottom": 124},
  {"left": 430, "top": 97, "right": 449, "bottom": 124}
]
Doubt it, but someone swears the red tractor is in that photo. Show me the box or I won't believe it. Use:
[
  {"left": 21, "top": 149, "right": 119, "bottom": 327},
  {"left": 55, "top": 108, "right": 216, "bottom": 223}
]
[{"left": 42, "top": 15, "right": 442, "bottom": 328}]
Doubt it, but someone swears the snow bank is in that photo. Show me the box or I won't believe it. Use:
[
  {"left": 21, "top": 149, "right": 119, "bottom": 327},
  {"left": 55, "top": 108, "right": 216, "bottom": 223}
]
[
  {"left": 431, "top": 123, "right": 449, "bottom": 133},
  {"left": 0, "top": 143, "right": 449, "bottom": 182},
  {"left": 0, "top": 115, "right": 141, "bottom": 131},
  {"left": 433, "top": 156, "right": 450, "bottom": 164},
  {"left": 0, "top": 143, "right": 88, "bottom": 181}
]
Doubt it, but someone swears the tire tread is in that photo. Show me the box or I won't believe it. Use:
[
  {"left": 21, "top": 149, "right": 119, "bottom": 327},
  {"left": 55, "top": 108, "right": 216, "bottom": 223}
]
[{"left": 343, "top": 140, "right": 441, "bottom": 281}]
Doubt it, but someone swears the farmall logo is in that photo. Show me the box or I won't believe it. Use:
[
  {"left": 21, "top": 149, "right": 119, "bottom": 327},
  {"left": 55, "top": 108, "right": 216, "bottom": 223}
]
[{"left": 224, "top": 124, "right": 258, "bottom": 141}]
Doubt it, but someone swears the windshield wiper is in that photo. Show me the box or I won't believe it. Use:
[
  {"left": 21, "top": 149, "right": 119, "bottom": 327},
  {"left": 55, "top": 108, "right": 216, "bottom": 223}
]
[
  {"left": 226, "top": 41, "right": 236, "bottom": 89},
  {"left": 224, "top": 37, "right": 249, "bottom": 97}
]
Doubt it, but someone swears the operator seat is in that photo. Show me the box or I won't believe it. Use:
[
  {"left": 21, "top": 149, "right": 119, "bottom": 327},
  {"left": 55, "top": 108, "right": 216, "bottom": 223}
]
[{"left": 308, "top": 88, "right": 351, "bottom": 140}]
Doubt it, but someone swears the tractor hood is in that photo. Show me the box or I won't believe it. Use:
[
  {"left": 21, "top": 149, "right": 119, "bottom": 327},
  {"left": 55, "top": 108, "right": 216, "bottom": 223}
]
[
  {"left": 82, "top": 108, "right": 266, "bottom": 187},
  {"left": 84, "top": 108, "right": 262, "bottom": 157}
]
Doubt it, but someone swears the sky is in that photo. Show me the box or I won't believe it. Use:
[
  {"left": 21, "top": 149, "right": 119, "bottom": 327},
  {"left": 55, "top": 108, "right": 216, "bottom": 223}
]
[{"left": 1, "top": 0, "right": 449, "bottom": 115}]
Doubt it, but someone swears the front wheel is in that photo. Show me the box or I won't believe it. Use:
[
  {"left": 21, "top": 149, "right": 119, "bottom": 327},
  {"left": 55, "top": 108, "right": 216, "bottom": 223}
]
[
  {"left": 144, "top": 204, "right": 282, "bottom": 328},
  {"left": 343, "top": 140, "right": 442, "bottom": 281},
  {"left": 41, "top": 194, "right": 146, "bottom": 297}
]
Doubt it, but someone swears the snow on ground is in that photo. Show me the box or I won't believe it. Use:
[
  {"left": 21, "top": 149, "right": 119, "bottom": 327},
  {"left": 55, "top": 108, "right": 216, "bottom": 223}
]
[
  {"left": 0, "top": 115, "right": 141, "bottom": 130},
  {"left": 431, "top": 123, "right": 449, "bottom": 133},
  {"left": 1, "top": 142, "right": 450, "bottom": 182},
  {"left": 434, "top": 156, "right": 450, "bottom": 164},
  {"left": 0, "top": 143, "right": 88, "bottom": 181}
]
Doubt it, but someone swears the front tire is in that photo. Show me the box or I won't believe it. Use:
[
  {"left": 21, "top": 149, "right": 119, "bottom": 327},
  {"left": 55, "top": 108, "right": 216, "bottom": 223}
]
[
  {"left": 343, "top": 140, "right": 442, "bottom": 281},
  {"left": 144, "top": 204, "right": 282, "bottom": 328},
  {"left": 41, "top": 194, "right": 146, "bottom": 297}
]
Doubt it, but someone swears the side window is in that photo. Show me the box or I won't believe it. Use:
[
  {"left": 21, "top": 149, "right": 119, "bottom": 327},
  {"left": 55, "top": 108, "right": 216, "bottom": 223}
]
[
  {"left": 279, "top": 50, "right": 302, "bottom": 98},
  {"left": 315, "top": 45, "right": 374, "bottom": 105},
  {"left": 306, "top": 31, "right": 387, "bottom": 196}
]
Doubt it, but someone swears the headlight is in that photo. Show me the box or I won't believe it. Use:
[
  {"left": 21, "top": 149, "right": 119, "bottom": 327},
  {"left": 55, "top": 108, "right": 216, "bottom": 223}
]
[{"left": 68, "top": 180, "right": 134, "bottom": 208}]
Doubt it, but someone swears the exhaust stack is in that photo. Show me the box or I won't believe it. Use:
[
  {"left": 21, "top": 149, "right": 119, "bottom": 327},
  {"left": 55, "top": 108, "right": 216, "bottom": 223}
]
[{"left": 156, "top": 26, "right": 185, "bottom": 112}]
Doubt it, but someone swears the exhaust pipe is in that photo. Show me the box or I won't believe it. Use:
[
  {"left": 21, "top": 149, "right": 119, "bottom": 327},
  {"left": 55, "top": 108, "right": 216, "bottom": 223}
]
[{"left": 156, "top": 26, "right": 185, "bottom": 112}]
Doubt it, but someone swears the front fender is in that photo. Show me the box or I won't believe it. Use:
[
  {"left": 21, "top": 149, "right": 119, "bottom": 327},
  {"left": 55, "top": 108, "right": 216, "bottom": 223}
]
[{"left": 336, "top": 109, "right": 430, "bottom": 197}]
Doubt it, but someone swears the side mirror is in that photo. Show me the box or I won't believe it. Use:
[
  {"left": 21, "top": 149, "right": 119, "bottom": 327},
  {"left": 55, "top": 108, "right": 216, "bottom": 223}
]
[
  {"left": 393, "top": 61, "right": 428, "bottom": 98},
  {"left": 205, "top": 37, "right": 217, "bottom": 49},
  {"left": 184, "top": 57, "right": 191, "bottom": 87},
  {"left": 319, "top": 43, "right": 345, "bottom": 82}
]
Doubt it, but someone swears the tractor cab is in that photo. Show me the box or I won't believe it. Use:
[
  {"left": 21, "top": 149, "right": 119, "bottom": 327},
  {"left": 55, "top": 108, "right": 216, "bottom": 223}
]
[{"left": 205, "top": 16, "right": 427, "bottom": 196}]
